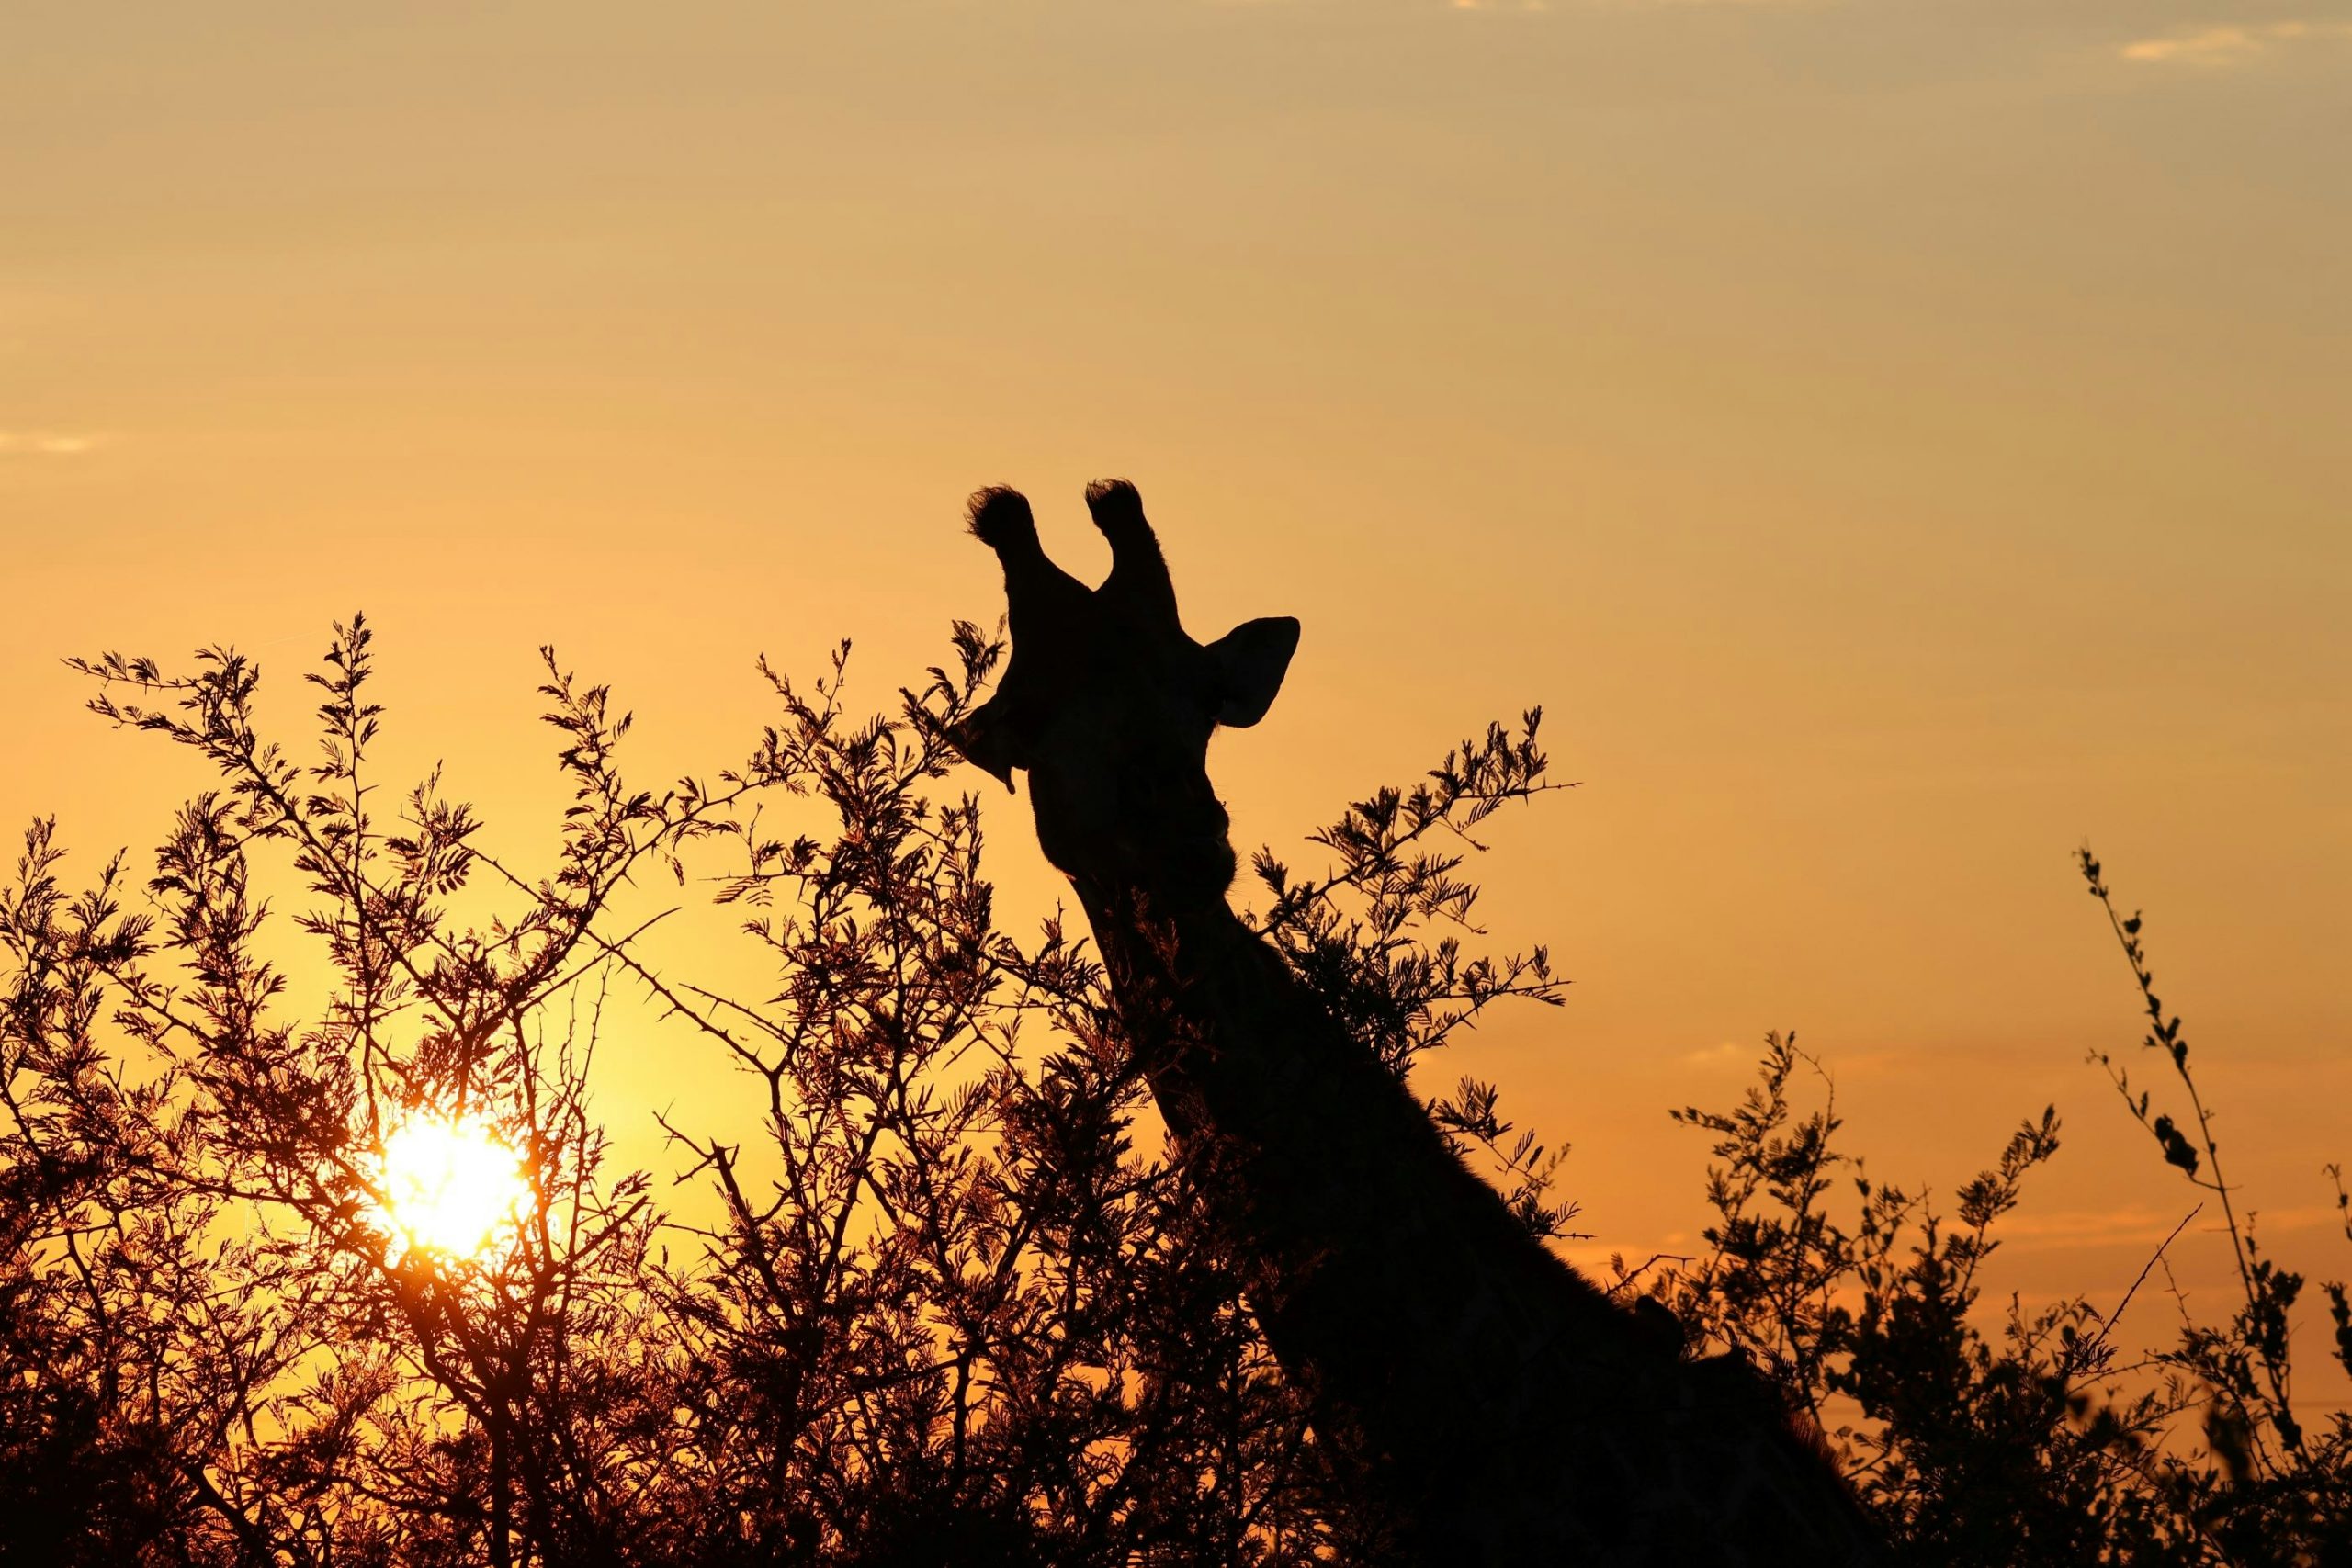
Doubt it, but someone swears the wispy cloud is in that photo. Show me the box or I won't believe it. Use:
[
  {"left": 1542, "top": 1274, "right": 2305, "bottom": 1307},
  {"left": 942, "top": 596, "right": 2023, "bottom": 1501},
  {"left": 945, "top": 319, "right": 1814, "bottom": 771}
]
[
  {"left": 1998, "top": 1201, "right": 2349, "bottom": 1249},
  {"left": 1993, "top": 1204, "right": 2202, "bottom": 1248},
  {"left": 1449, "top": 0, "right": 1813, "bottom": 9},
  {"left": 1681, "top": 1040, "right": 1753, "bottom": 1068},
  {"left": 2122, "top": 18, "right": 2352, "bottom": 64},
  {"left": 0, "top": 430, "right": 107, "bottom": 457}
]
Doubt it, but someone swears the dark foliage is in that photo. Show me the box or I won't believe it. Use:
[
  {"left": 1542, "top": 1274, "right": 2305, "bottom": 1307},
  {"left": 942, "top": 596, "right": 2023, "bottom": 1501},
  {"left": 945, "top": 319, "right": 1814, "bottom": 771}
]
[
  {"left": 2, "top": 621, "right": 2345, "bottom": 1564},
  {"left": 1623, "top": 869, "right": 2352, "bottom": 1565}
]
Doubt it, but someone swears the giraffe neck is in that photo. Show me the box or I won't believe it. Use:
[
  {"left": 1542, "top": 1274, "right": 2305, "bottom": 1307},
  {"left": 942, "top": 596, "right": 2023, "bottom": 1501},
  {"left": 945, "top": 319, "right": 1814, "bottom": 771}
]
[
  {"left": 1064, "top": 867, "right": 1885, "bottom": 1567},
  {"left": 1067, "top": 872, "right": 1620, "bottom": 1520}
]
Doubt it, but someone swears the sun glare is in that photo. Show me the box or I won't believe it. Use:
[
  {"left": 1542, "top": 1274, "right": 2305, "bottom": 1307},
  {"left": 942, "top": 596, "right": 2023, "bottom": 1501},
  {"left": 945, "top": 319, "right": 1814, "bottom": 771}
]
[{"left": 369, "top": 1112, "right": 529, "bottom": 1263}]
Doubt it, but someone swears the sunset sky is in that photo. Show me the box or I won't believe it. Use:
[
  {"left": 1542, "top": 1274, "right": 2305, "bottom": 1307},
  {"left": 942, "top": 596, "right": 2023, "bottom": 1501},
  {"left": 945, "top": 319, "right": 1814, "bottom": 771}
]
[{"left": 5, "top": 1, "right": 2347, "bottom": 1387}]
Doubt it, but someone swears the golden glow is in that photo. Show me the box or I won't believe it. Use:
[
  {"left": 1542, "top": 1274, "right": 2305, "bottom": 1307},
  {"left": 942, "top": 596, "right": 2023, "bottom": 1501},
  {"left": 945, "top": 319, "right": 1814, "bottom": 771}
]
[
  {"left": 369, "top": 1114, "right": 529, "bottom": 1264},
  {"left": 6, "top": 1, "right": 2346, "bottom": 1356}
]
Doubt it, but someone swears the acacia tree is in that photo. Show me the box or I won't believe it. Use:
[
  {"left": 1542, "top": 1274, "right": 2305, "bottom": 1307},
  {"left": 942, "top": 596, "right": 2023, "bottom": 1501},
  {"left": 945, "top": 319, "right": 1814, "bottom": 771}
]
[
  {"left": 5, "top": 624, "right": 702, "bottom": 1565},
  {"left": 1632, "top": 882, "right": 2352, "bottom": 1565},
  {"left": 0, "top": 617, "right": 1571, "bottom": 1566},
  {"left": 4, "top": 617, "right": 2345, "bottom": 1566}
]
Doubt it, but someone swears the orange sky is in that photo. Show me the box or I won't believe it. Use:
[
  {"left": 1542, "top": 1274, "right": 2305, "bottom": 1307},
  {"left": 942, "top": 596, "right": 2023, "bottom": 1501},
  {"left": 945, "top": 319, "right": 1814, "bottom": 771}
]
[{"left": 5, "top": 1, "right": 2347, "bottom": 1393}]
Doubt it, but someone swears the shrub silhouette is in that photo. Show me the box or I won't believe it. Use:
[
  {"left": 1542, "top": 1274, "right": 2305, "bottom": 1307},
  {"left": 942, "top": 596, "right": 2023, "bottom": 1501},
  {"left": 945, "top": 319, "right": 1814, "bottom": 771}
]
[{"left": 1, "top": 619, "right": 2345, "bottom": 1564}]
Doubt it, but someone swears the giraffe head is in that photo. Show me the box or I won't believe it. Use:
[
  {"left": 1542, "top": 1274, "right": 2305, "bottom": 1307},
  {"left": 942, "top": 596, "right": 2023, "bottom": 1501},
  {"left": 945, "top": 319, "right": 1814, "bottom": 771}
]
[{"left": 954, "top": 479, "right": 1300, "bottom": 901}]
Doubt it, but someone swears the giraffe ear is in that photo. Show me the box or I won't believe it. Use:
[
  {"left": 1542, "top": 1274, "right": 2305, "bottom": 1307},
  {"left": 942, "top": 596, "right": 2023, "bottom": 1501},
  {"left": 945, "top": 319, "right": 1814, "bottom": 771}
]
[
  {"left": 1205, "top": 617, "right": 1299, "bottom": 728},
  {"left": 949, "top": 693, "right": 1024, "bottom": 793}
]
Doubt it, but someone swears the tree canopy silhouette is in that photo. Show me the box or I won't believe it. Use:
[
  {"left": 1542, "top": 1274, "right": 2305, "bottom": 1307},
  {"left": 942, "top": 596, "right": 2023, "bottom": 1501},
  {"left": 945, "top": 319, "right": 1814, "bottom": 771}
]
[{"left": 2, "top": 618, "right": 2346, "bottom": 1564}]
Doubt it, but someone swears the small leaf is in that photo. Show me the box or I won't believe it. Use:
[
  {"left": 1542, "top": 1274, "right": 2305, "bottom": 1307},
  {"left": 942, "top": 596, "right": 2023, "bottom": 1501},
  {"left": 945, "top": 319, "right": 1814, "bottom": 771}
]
[{"left": 2151, "top": 1114, "right": 2200, "bottom": 1178}]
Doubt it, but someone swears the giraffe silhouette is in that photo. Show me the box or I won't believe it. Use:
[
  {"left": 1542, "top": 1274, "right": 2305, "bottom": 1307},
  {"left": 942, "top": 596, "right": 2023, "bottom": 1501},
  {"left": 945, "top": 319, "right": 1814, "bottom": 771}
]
[{"left": 953, "top": 479, "right": 1883, "bottom": 1566}]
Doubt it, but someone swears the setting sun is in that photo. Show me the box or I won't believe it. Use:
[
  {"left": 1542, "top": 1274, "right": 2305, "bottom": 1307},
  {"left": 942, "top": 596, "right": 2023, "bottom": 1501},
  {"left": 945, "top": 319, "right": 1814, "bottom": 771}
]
[{"left": 369, "top": 1113, "right": 530, "bottom": 1264}]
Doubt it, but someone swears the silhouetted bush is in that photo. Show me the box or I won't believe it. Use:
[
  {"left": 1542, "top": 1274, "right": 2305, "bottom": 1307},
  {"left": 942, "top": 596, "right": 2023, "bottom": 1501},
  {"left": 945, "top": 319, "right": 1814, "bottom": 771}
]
[
  {"left": 2, "top": 620, "right": 2344, "bottom": 1563},
  {"left": 1627, "top": 873, "right": 2352, "bottom": 1564}
]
